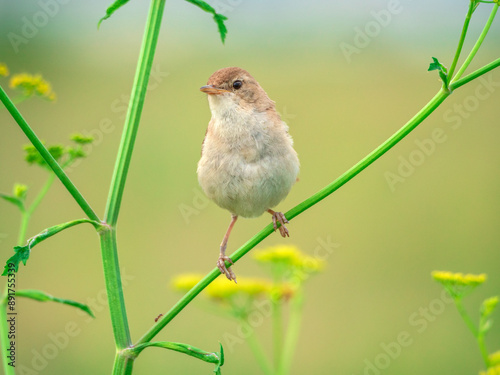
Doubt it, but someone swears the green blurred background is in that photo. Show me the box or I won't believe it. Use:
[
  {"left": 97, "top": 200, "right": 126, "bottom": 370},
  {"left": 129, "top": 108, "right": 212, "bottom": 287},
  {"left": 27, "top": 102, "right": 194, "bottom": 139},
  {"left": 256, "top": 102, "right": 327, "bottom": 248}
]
[{"left": 1, "top": 0, "right": 500, "bottom": 374}]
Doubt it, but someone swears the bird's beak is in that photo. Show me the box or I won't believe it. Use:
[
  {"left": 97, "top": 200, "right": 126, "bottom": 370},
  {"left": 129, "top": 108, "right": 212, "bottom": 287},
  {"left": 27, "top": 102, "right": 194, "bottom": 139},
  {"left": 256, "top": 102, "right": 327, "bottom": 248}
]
[{"left": 200, "top": 85, "right": 230, "bottom": 95}]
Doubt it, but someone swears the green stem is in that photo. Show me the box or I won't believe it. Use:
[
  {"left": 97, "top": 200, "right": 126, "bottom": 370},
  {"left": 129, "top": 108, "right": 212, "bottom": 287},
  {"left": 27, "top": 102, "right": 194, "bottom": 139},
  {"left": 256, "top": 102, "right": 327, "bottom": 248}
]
[
  {"left": 99, "top": 228, "right": 131, "bottom": 350},
  {"left": 280, "top": 291, "right": 304, "bottom": 375},
  {"left": 451, "top": 4, "right": 498, "bottom": 84},
  {"left": 454, "top": 298, "right": 478, "bottom": 336},
  {"left": 272, "top": 299, "right": 283, "bottom": 374},
  {"left": 104, "top": 0, "right": 166, "bottom": 226},
  {"left": 454, "top": 298, "right": 490, "bottom": 366},
  {"left": 0, "top": 86, "right": 100, "bottom": 222},
  {"left": 26, "top": 174, "right": 56, "bottom": 216},
  {"left": 238, "top": 320, "right": 273, "bottom": 375},
  {"left": 448, "top": 1, "right": 475, "bottom": 79},
  {"left": 451, "top": 56, "right": 500, "bottom": 90},
  {"left": 112, "top": 352, "right": 134, "bottom": 375}
]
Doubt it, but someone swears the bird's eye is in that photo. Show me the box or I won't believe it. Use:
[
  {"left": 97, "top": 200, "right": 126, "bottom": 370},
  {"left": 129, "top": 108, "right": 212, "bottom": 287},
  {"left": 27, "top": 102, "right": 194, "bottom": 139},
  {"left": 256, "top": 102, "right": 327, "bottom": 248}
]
[{"left": 232, "top": 80, "right": 243, "bottom": 90}]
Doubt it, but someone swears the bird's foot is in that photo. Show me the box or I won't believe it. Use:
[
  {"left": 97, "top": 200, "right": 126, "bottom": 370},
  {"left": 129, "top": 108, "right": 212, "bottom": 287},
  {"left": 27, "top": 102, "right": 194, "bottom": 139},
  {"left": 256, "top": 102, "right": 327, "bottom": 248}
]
[
  {"left": 269, "top": 210, "right": 290, "bottom": 237},
  {"left": 217, "top": 254, "right": 237, "bottom": 283}
]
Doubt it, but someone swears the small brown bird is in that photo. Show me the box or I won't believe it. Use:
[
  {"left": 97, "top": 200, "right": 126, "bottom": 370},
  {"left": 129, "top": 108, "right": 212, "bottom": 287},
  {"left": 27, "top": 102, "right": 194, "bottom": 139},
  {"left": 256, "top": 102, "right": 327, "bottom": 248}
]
[{"left": 197, "top": 67, "right": 300, "bottom": 282}]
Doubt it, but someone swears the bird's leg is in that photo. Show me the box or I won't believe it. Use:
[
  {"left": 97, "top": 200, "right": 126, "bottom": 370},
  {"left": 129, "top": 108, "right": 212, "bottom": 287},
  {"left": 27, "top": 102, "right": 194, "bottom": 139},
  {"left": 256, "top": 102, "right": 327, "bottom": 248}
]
[
  {"left": 217, "top": 214, "right": 238, "bottom": 283},
  {"left": 267, "top": 209, "right": 290, "bottom": 237}
]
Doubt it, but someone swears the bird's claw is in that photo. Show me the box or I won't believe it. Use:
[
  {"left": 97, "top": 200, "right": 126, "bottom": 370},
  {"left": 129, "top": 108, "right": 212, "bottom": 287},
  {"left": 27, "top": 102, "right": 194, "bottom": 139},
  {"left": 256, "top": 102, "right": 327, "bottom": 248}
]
[
  {"left": 217, "top": 255, "right": 237, "bottom": 283},
  {"left": 271, "top": 211, "right": 290, "bottom": 237}
]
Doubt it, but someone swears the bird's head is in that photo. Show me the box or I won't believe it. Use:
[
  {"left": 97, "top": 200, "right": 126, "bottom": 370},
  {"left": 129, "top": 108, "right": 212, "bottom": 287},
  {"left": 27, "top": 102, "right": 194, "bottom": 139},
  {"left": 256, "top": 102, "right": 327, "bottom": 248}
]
[{"left": 200, "top": 67, "right": 274, "bottom": 113}]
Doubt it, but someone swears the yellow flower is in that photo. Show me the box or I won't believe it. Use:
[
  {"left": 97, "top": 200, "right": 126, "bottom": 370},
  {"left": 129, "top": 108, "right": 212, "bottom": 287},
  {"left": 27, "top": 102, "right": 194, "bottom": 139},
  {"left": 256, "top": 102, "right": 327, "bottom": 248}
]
[
  {"left": 171, "top": 273, "right": 204, "bottom": 292},
  {"left": 9, "top": 73, "right": 56, "bottom": 101},
  {"left": 254, "top": 244, "right": 303, "bottom": 265},
  {"left": 171, "top": 274, "right": 271, "bottom": 300},
  {"left": 479, "top": 364, "right": 500, "bottom": 375},
  {"left": 432, "top": 271, "right": 487, "bottom": 299},
  {"left": 0, "top": 63, "right": 9, "bottom": 77},
  {"left": 432, "top": 271, "right": 486, "bottom": 286},
  {"left": 254, "top": 245, "right": 325, "bottom": 274},
  {"left": 489, "top": 351, "right": 500, "bottom": 366}
]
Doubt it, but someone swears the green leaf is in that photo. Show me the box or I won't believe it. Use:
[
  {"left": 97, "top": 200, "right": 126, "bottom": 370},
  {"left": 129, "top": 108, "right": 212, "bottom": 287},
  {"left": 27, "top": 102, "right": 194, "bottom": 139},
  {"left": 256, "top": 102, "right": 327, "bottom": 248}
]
[
  {"left": 70, "top": 133, "right": 94, "bottom": 145},
  {"left": 2, "top": 218, "right": 105, "bottom": 275},
  {"left": 428, "top": 57, "right": 449, "bottom": 90},
  {"left": 0, "top": 192, "right": 24, "bottom": 211},
  {"left": 184, "top": 0, "right": 228, "bottom": 43},
  {"left": 98, "top": 0, "right": 130, "bottom": 28},
  {"left": 131, "top": 341, "right": 224, "bottom": 372},
  {"left": 16, "top": 289, "right": 95, "bottom": 318}
]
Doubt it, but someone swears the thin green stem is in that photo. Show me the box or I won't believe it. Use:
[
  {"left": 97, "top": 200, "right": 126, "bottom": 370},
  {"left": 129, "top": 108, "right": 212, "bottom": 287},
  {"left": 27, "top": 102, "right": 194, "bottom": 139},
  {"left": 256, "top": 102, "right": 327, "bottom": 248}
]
[
  {"left": 26, "top": 174, "right": 56, "bottom": 216},
  {"left": 448, "top": 1, "right": 475, "bottom": 79},
  {"left": 104, "top": 0, "right": 166, "bottom": 226},
  {"left": 454, "top": 298, "right": 490, "bottom": 366},
  {"left": 451, "top": 56, "right": 500, "bottom": 90},
  {"left": 454, "top": 298, "right": 478, "bottom": 336},
  {"left": 99, "top": 228, "right": 131, "bottom": 350},
  {"left": 0, "top": 85, "right": 100, "bottom": 222},
  {"left": 240, "top": 319, "right": 273, "bottom": 375},
  {"left": 280, "top": 291, "right": 304, "bottom": 375},
  {"left": 272, "top": 299, "right": 283, "bottom": 374},
  {"left": 451, "top": 4, "right": 498, "bottom": 84},
  {"left": 17, "top": 212, "right": 29, "bottom": 249}
]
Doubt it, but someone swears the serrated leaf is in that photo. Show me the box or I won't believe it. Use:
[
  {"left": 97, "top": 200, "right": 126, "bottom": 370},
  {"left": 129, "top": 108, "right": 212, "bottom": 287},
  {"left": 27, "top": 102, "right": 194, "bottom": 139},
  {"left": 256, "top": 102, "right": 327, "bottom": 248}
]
[
  {"left": 16, "top": 289, "right": 94, "bottom": 318},
  {"left": 132, "top": 341, "right": 224, "bottom": 371},
  {"left": 98, "top": 0, "right": 131, "bottom": 28},
  {"left": 184, "top": 0, "right": 228, "bottom": 43},
  {"left": 0, "top": 192, "right": 24, "bottom": 211},
  {"left": 2, "top": 218, "right": 104, "bottom": 275}
]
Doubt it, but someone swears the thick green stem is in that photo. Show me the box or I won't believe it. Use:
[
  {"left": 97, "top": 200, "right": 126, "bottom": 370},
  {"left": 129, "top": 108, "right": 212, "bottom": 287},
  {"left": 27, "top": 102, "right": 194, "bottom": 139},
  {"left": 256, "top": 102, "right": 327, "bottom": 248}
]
[
  {"left": 99, "top": 228, "right": 131, "bottom": 350},
  {"left": 112, "top": 352, "right": 134, "bottom": 375},
  {"left": 451, "top": 4, "right": 498, "bottom": 84},
  {"left": 0, "top": 86, "right": 100, "bottom": 222},
  {"left": 104, "top": 0, "right": 166, "bottom": 226}
]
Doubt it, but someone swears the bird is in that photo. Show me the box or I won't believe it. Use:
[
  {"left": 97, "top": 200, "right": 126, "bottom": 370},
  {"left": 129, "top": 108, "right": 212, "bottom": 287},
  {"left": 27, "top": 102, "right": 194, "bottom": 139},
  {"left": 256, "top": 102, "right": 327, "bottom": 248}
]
[{"left": 197, "top": 67, "right": 300, "bottom": 283}]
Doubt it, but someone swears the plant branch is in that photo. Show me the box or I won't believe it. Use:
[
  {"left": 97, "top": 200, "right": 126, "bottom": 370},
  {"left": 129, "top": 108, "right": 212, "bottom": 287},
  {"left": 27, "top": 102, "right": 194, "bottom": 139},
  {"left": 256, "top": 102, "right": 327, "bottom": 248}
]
[
  {"left": 451, "top": 57, "right": 500, "bottom": 90},
  {"left": 0, "top": 85, "right": 100, "bottom": 222},
  {"left": 451, "top": 3, "right": 499, "bottom": 84},
  {"left": 104, "top": 0, "right": 166, "bottom": 226},
  {"left": 448, "top": 1, "right": 475, "bottom": 79}
]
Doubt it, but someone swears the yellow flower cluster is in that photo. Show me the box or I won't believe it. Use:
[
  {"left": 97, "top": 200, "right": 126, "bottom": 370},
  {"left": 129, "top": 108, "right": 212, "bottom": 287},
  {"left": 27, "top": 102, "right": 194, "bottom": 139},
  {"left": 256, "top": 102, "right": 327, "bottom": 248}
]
[
  {"left": 480, "top": 364, "right": 500, "bottom": 375},
  {"left": 490, "top": 351, "right": 500, "bottom": 366},
  {"left": 171, "top": 274, "right": 271, "bottom": 299},
  {"left": 9, "top": 73, "right": 56, "bottom": 101},
  {"left": 0, "top": 63, "right": 9, "bottom": 77},
  {"left": 432, "top": 271, "right": 487, "bottom": 286},
  {"left": 253, "top": 245, "right": 325, "bottom": 272}
]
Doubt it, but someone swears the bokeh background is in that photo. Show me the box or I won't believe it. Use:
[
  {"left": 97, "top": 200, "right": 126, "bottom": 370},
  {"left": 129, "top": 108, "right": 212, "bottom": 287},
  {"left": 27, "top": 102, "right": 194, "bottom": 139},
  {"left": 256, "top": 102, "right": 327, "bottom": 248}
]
[{"left": 1, "top": 0, "right": 500, "bottom": 374}]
